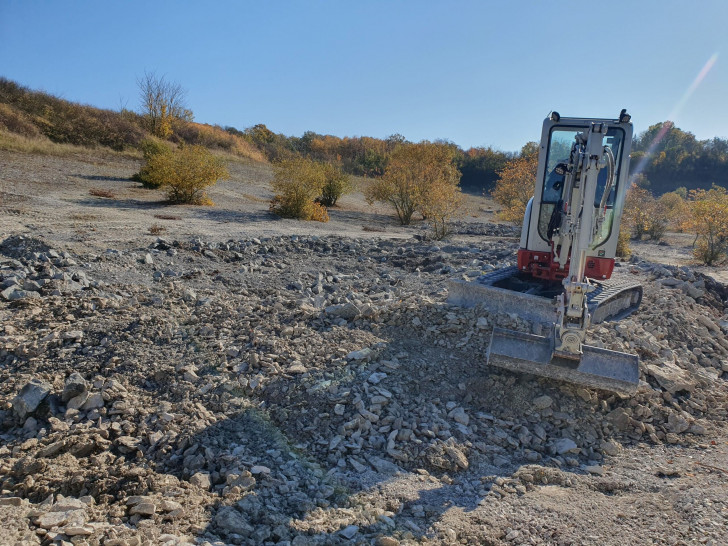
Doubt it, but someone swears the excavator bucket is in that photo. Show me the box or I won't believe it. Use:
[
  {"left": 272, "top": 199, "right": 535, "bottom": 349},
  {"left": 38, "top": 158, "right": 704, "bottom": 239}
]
[{"left": 487, "top": 327, "right": 639, "bottom": 395}]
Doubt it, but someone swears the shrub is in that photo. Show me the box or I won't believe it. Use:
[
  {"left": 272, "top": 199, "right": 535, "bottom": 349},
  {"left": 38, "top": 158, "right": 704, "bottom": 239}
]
[
  {"left": 309, "top": 201, "right": 330, "bottom": 223},
  {"left": 0, "top": 103, "right": 40, "bottom": 137},
  {"left": 422, "top": 177, "right": 464, "bottom": 240},
  {"left": 645, "top": 200, "right": 669, "bottom": 241},
  {"left": 658, "top": 191, "right": 690, "bottom": 232},
  {"left": 623, "top": 184, "right": 668, "bottom": 241},
  {"left": 616, "top": 221, "right": 631, "bottom": 258},
  {"left": 133, "top": 138, "right": 173, "bottom": 188},
  {"left": 270, "top": 157, "right": 328, "bottom": 221},
  {"left": 365, "top": 141, "right": 461, "bottom": 226},
  {"left": 492, "top": 143, "right": 538, "bottom": 225},
  {"left": 0, "top": 78, "right": 145, "bottom": 151},
  {"left": 318, "top": 163, "right": 353, "bottom": 207},
  {"left": 172, "top": 122, "right": 265, "bottom": 162},
  {"left": 688, "top": 185, "right": 728, "bottom": 265},
  {"left": 143, "top": 144, "right": 228, "bottom": 205}
]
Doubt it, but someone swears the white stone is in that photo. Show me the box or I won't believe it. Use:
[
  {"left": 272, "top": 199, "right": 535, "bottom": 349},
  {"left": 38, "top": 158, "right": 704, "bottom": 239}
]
[
  {"left": 552, "top": 438, "right": 578, "bottom": 455},
  {"left": 189, "top": 472, "right": 211, "bottom": 489},
  {"left": 340, "top": 525, "right": 359, "bottom": 539},
  {"left": 532, "top": 395, "right": 553, "bottom": 410}
]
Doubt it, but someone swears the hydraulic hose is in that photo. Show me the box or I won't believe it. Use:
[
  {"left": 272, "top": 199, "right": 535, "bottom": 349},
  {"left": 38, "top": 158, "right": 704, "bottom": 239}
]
[{"left": 598, "top": 146, "right": 615, "bottom": 212}]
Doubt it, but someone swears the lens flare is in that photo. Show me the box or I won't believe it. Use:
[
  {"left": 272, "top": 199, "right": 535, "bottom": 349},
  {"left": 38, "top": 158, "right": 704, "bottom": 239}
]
[{"left": 631, "top": 53, "right": 719, "bottom": 180}]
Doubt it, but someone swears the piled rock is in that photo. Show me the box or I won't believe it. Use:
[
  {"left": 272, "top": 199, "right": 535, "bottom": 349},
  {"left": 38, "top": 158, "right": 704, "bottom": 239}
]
[{"left": 0, "top": 233, "right": 726, "bottom": 544}]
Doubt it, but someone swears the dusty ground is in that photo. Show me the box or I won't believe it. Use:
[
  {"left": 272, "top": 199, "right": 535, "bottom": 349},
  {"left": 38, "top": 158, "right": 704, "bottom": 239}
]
[{"left": 0, "top": 149, "right": 727, "bottom": 546}]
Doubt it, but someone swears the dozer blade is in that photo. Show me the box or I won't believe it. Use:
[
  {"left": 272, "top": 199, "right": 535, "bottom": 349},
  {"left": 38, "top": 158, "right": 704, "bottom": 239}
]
[{"left": 487, "top": 327, "right": 639, "bottom": 395}]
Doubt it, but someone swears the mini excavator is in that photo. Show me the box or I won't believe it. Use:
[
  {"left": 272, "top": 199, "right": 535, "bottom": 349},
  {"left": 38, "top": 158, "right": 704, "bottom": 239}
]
[{"left": 449, "top": 111, "right": 642, "bottom": 395}]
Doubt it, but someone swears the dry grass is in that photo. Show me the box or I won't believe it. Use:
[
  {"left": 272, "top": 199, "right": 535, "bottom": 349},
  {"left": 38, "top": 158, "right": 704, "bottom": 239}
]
[
  {"left": 0, "top": 131, "right": 86, "bottom": 157},
  {"left": 89, "top": 188, "right": 116, "bottom": 199},
  {"left": 176, "top": 123, "right": 266, "bottom": 163},
  {"left": 0, "top": 130, "right": 141, "bottom": 159},
  {"left": 0, "top": 78, "right": 265, "bottom": 164}
]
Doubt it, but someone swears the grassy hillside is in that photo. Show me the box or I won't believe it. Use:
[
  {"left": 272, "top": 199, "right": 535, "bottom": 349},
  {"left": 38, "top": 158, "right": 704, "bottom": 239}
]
[
  {"left": 0, "top": 78, "right": 264, "bottom": 162},
  {"left": 2, "top": 78, "right": 727, "bottom": 198}
]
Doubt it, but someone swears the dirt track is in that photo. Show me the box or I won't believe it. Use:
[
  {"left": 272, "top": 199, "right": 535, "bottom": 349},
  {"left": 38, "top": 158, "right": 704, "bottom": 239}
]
[{"left": 0, "top": 150, "right": 727, "bottom": 545}]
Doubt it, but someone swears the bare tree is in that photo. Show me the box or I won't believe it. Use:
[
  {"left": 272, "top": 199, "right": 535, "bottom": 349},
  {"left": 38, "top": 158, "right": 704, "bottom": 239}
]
[{"left": 137, "top": 71, "right": 192, "bottom": 137}]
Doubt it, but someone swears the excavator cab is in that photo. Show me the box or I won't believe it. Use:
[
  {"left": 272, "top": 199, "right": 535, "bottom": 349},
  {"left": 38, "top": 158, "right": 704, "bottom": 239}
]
[{"left": 519, "top": 115, "right": 633, "bottom": 282}]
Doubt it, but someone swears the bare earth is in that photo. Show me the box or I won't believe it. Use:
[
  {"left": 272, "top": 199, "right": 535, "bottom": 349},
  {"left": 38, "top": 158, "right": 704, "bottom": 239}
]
[{"left": 0, "top": 150, "right": 726, "bottom": 546}]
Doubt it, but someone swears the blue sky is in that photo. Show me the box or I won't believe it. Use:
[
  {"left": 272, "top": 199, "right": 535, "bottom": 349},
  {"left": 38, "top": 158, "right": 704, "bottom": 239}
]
[{"left": 1, "top": 1, "right": 726, "bottom": 151}]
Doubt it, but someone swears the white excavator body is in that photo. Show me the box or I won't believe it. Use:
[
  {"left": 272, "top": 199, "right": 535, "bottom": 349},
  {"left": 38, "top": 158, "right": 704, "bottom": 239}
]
[{"left": 450, "top": 111, "right": 642, "bottom": 394}]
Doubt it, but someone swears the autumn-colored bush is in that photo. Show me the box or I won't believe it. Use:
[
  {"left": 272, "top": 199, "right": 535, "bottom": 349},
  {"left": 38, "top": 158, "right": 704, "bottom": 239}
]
[
  {"left": 365, "top": 141, "right": 461, "bottom": 228},
  {"left": 270, "top": 157, "right": 329, "bottom": 222},
  {"left": 658, "top": 191, "right": 690, "bottom": 232},
  {"left": 132, "top": 138, "right": 172, "bottom": 188},
  {"left": 687, "top": 185, "right": 728, "bottom": 265},
  {"left": 0, "top": 103, "right": 40, "bottom": 137},
  {"left": 309, "top": 201, "right": 330, "bottom": 223},
  {"left": 616, "top": 221, "right": 631, "bottom": 258},
  {"left": 492, "top": 144, "right": 538, "bottom": 225},
  {"left": 143, "top": 144, "right": 228, "bottom": 205},
  {"left": 318, "top": 163, "right": 353, "bottom": 207},
  {"left": 623, "top": 184, "right": 668, "bottom": 241},
  {"left": 422, "top": 177, "right": 464, "bottom": 239}
]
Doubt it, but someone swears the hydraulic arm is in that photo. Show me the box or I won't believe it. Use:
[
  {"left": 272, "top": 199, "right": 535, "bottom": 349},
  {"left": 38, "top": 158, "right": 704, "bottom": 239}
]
[{"left": 552, "top": 122, "right": 615, "bottom": 358}]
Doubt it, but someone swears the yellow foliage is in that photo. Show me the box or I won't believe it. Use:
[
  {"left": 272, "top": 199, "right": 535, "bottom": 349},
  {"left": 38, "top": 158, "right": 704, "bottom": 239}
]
[
  {"left": 623, "top": 184, "right": 668, "bottom": 240},
  {"left": 144, "top": 144, "right": 228, "bottom": 205},
  {"left": 365, "top": 141, "right": 461, "bottom": 228},
  {"left": 318, "top": 162, "right": 353, "bottom": 207},
  {"left": 134, "top": 137, "right": 172, "bottom": 188},
  {"left": 309, "top": 201, "right": 330, "bottom": 223},
  {"left": 658, "top": 191, "right": 690, "bottom": 232},
  {"left": 270, "top": 157, "right": 329, "bottom": 222},
  {"left": 687, "top": 185, "right": 728, "bottom": 265},
  {"left": 422, "top": 178, "right": 464, "bottom": 239},
  {"left": 492, "top": 153, "right": 538, "bottom": 225},
  {"left": 616, "top": 221, "right": 631, "bottom": 258},
  {"left": 179, "top": 122, "right": 266, "bottom": 162},
  {"left": 156, "top": 103, "right": 172, "bottom": 139}
]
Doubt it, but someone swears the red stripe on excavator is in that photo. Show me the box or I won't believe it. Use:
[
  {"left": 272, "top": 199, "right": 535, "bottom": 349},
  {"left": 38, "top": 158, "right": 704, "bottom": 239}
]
[{"left": 517, "top": 249, "right": 614, "bottom": 281}]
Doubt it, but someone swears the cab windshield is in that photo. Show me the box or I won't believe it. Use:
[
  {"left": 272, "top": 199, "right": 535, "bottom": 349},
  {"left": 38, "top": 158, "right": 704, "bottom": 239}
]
[{"left": 537, "top": 126, "right": 625, "bottom": 246}]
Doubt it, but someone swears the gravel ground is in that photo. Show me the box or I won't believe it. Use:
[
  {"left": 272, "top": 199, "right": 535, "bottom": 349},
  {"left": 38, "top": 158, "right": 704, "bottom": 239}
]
[{"left": 0, "top": 150, "right": 727, "bottom": 546}]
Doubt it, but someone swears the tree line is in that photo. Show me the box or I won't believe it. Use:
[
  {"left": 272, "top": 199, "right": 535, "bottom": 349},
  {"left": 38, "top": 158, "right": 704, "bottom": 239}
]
[
  {"left": 224, "top": 120, "right": 728, "bottom": 198},
  {"left": 2, "top": 76, "right": 725, "bottom": 197}
]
